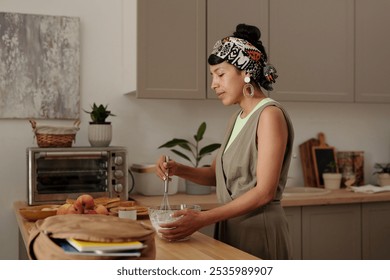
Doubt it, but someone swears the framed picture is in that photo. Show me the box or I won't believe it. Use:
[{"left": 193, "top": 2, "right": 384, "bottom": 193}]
[
  {"left": 0, "top": 12, "right": 80, "bottom": 119},
  {"left": 337, "top": 151, "right": 365, "bottom": 186}
]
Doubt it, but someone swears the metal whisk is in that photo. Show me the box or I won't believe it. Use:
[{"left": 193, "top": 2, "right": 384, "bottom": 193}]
[{"left": 160, "top": 155, "right": 171, "bottom": 211}]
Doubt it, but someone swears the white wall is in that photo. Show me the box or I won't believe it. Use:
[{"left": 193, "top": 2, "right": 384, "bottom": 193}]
[{"left": 0, "top": 0, "right": 389, "bottom": 259}]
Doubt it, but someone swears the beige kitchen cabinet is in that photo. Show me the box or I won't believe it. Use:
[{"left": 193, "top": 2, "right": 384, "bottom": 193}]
[
  {"left": 362, "top": 202, "right": 390, "bottom": 260},
  {"left": 355, "top": 0, "right": 390, "bottom": 103},
  {"left": 137, "top": 0, "right": 206, "bottom": 99},
  {"left": 137, "top": 0, "right": 269, "bottom": 99},
  {"left": 267, "top": 0, "right": 390, "bottom": 103},
  {"left": 284, "top": 204, "right": 361, "bottom": 260},
  {"left": 206, "top": 0, "right": 268, "bottom": 99},
  {"left": 285, "top": 201, "right": 390, "bottom": 260},
  {"left": 283, "top": 206, "right": 302, "bottom": 260},
  {"left": 269, "top": 0, "right": 355, "bottom": 102},
  {"left": 137, "top": 0, "right": 389, "bottom": 103},
  {"left": 301, "top": 204, "right": 361, "bottom": 259}
]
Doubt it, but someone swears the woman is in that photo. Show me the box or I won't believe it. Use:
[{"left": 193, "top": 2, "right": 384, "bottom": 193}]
[{"left": 156, "top": 24, "right": 294, "bottom": 260}]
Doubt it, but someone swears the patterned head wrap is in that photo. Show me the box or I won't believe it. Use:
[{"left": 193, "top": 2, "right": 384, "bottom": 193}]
[{"left": 211, "top": 36, "right": 277, "bottom": 87}]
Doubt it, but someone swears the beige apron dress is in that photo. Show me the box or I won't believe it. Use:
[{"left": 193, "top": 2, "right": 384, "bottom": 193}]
[{"left": 214, "top": 99, "right": 294, "bottom": 260}]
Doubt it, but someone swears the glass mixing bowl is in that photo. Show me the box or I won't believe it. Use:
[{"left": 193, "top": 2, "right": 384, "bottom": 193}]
[{"left": 148, "top": 204, "right": 201, "bottom": 241}]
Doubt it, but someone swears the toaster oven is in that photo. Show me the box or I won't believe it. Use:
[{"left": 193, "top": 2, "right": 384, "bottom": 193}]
[{"left": 27, "top": 146, "right": 128, "bottom": 205}]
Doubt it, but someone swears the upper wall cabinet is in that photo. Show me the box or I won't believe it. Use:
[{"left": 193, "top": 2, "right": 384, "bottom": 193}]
[
  {"left": 137, "top": 0, "right": 268, "bottom": 99},
  {"left": 268, "top": 0, "right": 390, "bottom": 103},
  {"left": 137, "top": 0, "right": 390, "bottom": 103},
  {"left": 269, "top": 0, "right": 355, "bottom": 102},
  {"left": 355, "top": 0, "right": 390, "bottom": 103},
  {"left": 137, "top": 0, "right": 206, "bottom": 99}
]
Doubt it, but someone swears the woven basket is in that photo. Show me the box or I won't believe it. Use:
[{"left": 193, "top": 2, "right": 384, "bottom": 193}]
[{"left": 30, "top": 120, "right": 80, "bottom": 148}]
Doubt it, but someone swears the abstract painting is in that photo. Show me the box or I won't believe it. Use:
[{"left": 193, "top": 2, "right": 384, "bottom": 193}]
[{"left": 0, "top": 12, "right": 80, "bottom": 119}]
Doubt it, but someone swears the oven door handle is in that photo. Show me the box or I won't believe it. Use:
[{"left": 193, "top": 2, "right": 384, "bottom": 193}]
[{"left": 37, "top": 151, "right": 108, "bottom": 159}]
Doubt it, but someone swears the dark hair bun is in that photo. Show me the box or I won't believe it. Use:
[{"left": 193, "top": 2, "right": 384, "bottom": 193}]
[
  {"left": 233, "top": 23, "right": 261, "bottom": 45},
  {"left": 232, "top": 23, "right": 276, "bottom": 91}
]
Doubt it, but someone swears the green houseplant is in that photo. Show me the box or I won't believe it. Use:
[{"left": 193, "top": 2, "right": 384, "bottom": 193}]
[
  {"left": 84, "top": 103, "right": 115, "bottom": 147},
  {"left": 322, "top": 162, "right": 342, "bottom": 189},
  {"left": 158, "top": 122, "right": 221, "bottom": 167},
  {"left": 158, "top": 122, "right": 221, "bottom": 194},
  {"left": 373, "top": 163, "right": 390, "bottom": 186},
  {"left": 373, "top": 163, "right": 390, "bottom": 174},
  {"left": 84, "top": 103, "right": 115, "bottom": 124}
]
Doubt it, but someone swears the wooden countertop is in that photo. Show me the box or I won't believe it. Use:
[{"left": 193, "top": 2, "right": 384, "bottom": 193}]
[
  {"left": 14, "top": 201, "right": 258, "bottom": 260},
  {"left": 281, "top": 188, "right": 390, "bottom": 207},
  {"left": 15, "top": 188, "right": 390, "bottom": 260},
  {"left": 129, "top": 187, "right": 390, "bottom": 209}
]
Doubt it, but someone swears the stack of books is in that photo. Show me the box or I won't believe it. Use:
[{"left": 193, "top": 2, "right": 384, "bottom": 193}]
[{"left": 54, "top": 238, "right": 145, "bottom": 257}]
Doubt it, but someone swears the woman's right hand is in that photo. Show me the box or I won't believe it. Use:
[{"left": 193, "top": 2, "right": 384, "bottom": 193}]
[{"left": 155, "top": 155, "right": 179, "bottom": 181}]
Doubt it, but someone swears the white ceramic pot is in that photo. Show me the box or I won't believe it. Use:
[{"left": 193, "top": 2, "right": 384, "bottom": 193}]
[
  {"left": 185, "top": 180, "right": 211, "bottom": 195},
  {"left": 323, "top": 173, "right": 342, "bottom": 190},
  {"left": 378, "top": 173, "right": 390, "bottom": 187},
  {"left": 88, "top": 123, "right": 112, "bottom": 147}
]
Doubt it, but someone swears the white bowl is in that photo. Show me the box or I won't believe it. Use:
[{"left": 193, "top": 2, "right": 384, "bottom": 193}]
[{"left": 148, "top": 204, "right": 201, "bottom": 240}]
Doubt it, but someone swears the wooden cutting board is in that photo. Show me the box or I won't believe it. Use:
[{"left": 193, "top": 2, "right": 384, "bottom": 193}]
[{"left": 299, "top": 137, "right": 320, "bottom": 187}]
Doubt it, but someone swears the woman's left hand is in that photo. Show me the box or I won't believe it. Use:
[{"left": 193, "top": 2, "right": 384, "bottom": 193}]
[{"left": 158, "top": 209, "right": 203, "bottom": 241}]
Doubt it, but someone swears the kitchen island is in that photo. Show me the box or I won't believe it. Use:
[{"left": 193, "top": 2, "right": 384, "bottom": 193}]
[{"left": 14, "top": 201, "right": 258, "bottom": 260}]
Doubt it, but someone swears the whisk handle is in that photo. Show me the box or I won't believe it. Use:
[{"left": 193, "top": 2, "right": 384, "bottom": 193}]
[{"left": 164, "top": 156, "right": 170, "bottom": 193}]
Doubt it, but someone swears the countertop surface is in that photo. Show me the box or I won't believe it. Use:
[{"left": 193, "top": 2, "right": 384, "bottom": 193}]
[
  {"left": 14, "top": 201, "right": 258, "bottom": 260},
  {"left": 280, "top": 187, "right": 390, "bottom": 207},
  {"left": 15, "top": 188, "right": 390, "bottom": 260}
]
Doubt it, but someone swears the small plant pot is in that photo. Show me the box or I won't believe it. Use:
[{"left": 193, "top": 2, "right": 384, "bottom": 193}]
[
  {"left": 88, "top": 123, "right": 112, "bottom": 147},
  {"left": 377, "top": 173, "right": 390, "bottom": 187},
  {"left": 323, "top": 173, "right": 342, "bottom": 190}
]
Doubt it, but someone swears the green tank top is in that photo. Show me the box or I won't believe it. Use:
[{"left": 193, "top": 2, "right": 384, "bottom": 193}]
[{"left": 225, "top": 97, "right": 273, "bottom": 151}]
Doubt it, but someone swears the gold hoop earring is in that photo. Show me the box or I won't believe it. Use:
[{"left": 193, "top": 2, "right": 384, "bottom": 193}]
[{"left": 243, "top": 77, "right": 254, "bottom": 97}]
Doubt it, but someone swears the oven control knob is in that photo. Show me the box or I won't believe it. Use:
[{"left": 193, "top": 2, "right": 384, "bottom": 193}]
[
  {"left": 114, "top": 183, "right": 123, "bottom": 193},
  {"left": 114, "top": 156, "right": 123, "bottom": 165},
  {"left": 114, "top": 170, "right": 124, "bottom": 178}
]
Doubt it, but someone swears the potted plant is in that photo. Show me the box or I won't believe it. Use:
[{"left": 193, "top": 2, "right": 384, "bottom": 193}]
[
  {"left": 84, "top": 103, "right": 115, "bottom": 147},
  {"left": 322, "top": 162, "right": 342, "bottom": 190},
  {"left": 373, "top": 163, "right": 390, "bottom": 187},
  {"left": 158, "top": 122, "right": 221, "bottom": 194}
]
